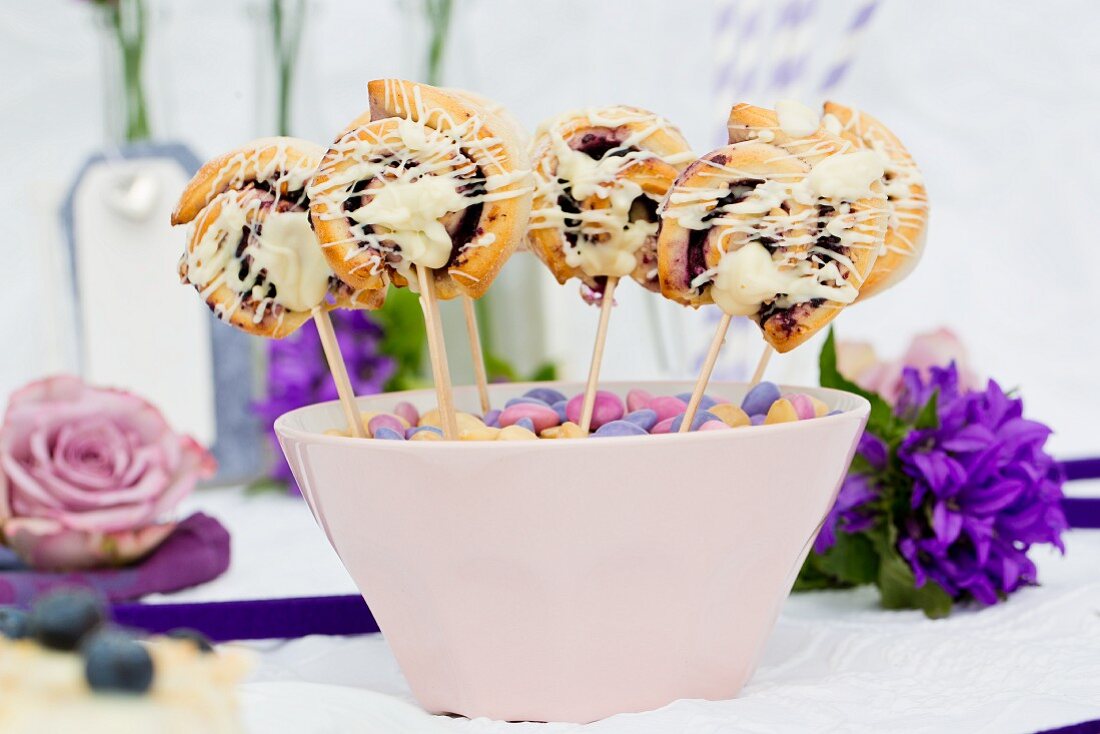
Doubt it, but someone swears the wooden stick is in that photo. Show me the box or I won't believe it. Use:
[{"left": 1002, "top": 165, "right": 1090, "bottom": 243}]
[
  {"left": 750, "top": 345, "right": 774, "bottom": 385},
  {"left": 416, "top": 265, "right": 459, "bottom": 439},
  {"left": 311, "top": 307, "right": 366, "bottom": 438},
  {"left": 462, "top": 296, "right": 492, "bottom": 414},
  {"left": 578, "top": 276, "right": 619, "bottom": 434},
  {"left": 679, "top": 312, "right": 734, "bottom": 433}
]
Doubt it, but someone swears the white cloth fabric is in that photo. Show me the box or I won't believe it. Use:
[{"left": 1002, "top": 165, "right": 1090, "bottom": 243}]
[{"left": 163, "top": 488, "right": 1100, "bottom": 733}]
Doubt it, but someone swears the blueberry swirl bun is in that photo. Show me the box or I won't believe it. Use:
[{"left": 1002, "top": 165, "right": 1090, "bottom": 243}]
[
  {"left": 173, "top": 138, "right": 383, "bottom": 339},
  {"left": 821, "top": 102, "right": 928, "bottom": 300},
  {"left": 658, "top": 109, "right": 888, "bottom": 353},
  {"left": 527, "top": 106, "right": 694, "bottom": 296},
  {"left": 308, "top": 79, "right": 534, "bottom": 300}
]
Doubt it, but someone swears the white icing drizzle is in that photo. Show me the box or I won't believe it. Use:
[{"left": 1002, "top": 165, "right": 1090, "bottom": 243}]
[
  {"left": 309, "top": 83, "right": 532, "bottom": 287},
  {"left": 775, "top": 100, "right": 821, "bottom": 138},
  {"left": 529, "top": 107, "right": 693, "bottom": 280}
]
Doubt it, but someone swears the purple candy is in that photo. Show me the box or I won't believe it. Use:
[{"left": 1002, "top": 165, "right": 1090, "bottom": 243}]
[
  {"left": 591, "top": 420, "right": 648, "bottom": 438},
  {"left": 648, "top": 396, "right": 687, "bottom": 422},
  {"left": 373, "top": 427, "right": 405, "bottom": 440},
  {"left": 623, "top": 409, "right": 658, "bottom": 432},
  {"left": 826, "top": 409, "right": 842, "bottom": 416},
  {"left": 406, "top": 425, "right": 442, "bottom": 438},
  {"left": 524, "top": 387, "right": 567, "bottom": 405},
  {"left": 483, "top": 409, "right": 502, "bottom": 428},
  {"left": 551, "top": 400, "right": 568, "bottom": 422},
  {"left": 368, "top": 414, "right": 405, "bottom": 437},
  {"left": 565, "top": 390, "right": 624, "bottom": 430},
  {"left": 750, "top": 414, "right": 766, "bottom": 426},
  {"left": 626, "top": 388, "right": 653, "bottom": 413},
  {"left": 741, "top": 382, "right": 781, "bottom": 416},
  {"left": 393, "top": 401, "right": 419, "bottom": 428},
  {"left": 670, "top": 410, "right": 719, "bottom": 433},
  {"left": 506, "top": 396, "right": 550, "bottom": 408},
  {"left": 515, "top": 417, "right": 536, "bottom": 432},
  {"left": 499, "top": 403, "right": 561, "bottom": 432},
  {"left": 676, "top": 392, "right": 719, "bottom": 410}
]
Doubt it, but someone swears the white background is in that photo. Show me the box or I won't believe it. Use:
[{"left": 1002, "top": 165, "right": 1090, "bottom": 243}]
[{"left": 1, "top": 0, "right": 1098, "bottom": 456}]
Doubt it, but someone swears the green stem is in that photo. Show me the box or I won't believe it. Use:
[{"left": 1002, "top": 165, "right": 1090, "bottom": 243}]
[
  {"left": 423, "top": 0, "right": 452, "bottom": 86},
  {"left": 111, "top": 0, "right": 151, "bottom": 144},
  {"left": 271, "top": 0, "right": 305, "bottom": 136}
]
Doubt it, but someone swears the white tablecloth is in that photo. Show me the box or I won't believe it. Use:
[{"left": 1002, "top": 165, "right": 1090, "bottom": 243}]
[{"left": 162, "top": 486, "right": 1100, "bottom": 734}]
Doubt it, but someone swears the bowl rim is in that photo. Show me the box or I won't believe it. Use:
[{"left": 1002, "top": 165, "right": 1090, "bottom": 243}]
[{"left": 273, "top": 380, "right": 871, "bottom": 450}]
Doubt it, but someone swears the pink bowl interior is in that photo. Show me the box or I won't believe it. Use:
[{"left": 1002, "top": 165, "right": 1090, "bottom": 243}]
[{"left": 275, "top": 381, "right": 870, "bottom": 723}]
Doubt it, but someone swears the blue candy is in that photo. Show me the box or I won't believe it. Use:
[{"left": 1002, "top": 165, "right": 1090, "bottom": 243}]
[
  {"left": 826, "top": 409, "right": 842, "bottom": 416},
  {"left": 551, "top": 400, "right": 568, "bottom": 422},
  {"left": 741, "top": 382, "right": 781, "bottom": 416},
  {"left": 515, "top": 417, "right": 536, "bottom": 432},
  {"left": 670, "top": 410, "right": 719, "bottom": 433},
  {"left": 750, "top": 414, "right": 766, "bottom": 426},
  {"left": 506, "top": 396, "right": 550, "bottom": 408},
  {"left": 591, "top": 420, "right": 649, "bottom": 438},
  {"left": 374, "top": 427, "right": 406, "bottom": 440},
  {"left": 623, "top": 409, "right": 658, "bottom": 432},
  {"left": 676, "top": 392, "right": 719, "bottom": 410},
  {"left": 406, "top": 426, "right": 442, "bottom": 438},
  {"left": 483, "top": 409, "right": 502, "bottom": 428},
  {"left": 524, "top": 387, "right": 568, "bottom": 405}
]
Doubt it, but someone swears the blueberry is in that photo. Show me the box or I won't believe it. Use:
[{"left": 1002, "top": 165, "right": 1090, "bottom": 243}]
[
  {"left": 31, "top": 589, "right": 106, "bottom": 651},
  {"left": 524, "top": 387, "right": 567, "bottom": 405},
  {"left": 83, "top": 629, "right": 154, "bottom": 694},
  {"left": 165, "top": 628, "right": 214, "bottom": 653},
  {"left": 0, "top": 607, "right": 31, "bottom": 639}
]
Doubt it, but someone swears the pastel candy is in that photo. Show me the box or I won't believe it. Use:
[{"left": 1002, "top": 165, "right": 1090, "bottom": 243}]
[
  {"left": 406, "top": 425, "right": 442, "bottom": 439},
  {"left": 623, "top": 409, "right": 658, "bottom": 432},
  {"left": 565, "top": 390, "right": 624, "bottom": 429},
  {"left": 826, "top": 409, "right": 842, "bottom": 416},
  {"left": 676, "top": 392, "right": 719, "bottom": 410},
  {"left": 699, "top": 420, "right": 732, "bottom": 431},
  {"left": 810, "top": 397, "right": 830, "bottom": 417},
  {"left": 361, "top": 411, "right": 409, "bottom": 430},
  {"left": 499, "top": 424, "right": 538, "bottom": 441},
  {"left": 373, "top": 427, "right": 405, "bottom": 440},
  {"left": 765, "top": 398, "right": 799, "bottom": 424},
  {"left": 483, "top": 408, "right": 502, "bottom": 428},
  {"left": 750, "top": 414, "right": 766, "bottom": 426},
  {"left": 499, "top": 403, "right": 561, "bottom": 433},
  {"left": 421, "top": 410, "right": 485, "bottom": 432},
  {"left": 709, "top": 403, "right": 751, "bottom": 428},
  {"left": 410, "top": 429, "right": 442, "bottom": 441},
  {"left": 393, "top": 401, "right": 419, "bottom": 427},
  {"left": 626, "top": 388, "right": 653, "bottom": 413},
  {"left": 524, "top": 387, "right": 567, "bottom": 405},
  {"left": 506, "top": 396, "right": 550, "bottom": 408},
  {"left": 784, "top": 393, "right": 817, "bottom": 421},
  {"left": 592, "top": 420, "right": 648, "bottom": 438},
  {"left": 670, "top": 410, "right": 719, "bottom": 433},
  {"left": 324, "top": 428, "right": 349, "bottom": 437},
  {"left": 515, "top": 417, "right": 536, "bottom": 432},
  {"left": 650, "top": 416, "right": 677, "bottom": 434},
  {"left": 460, "top": 426, "right": 501, "bottom": 441},
  {"left": 368, "top": 413, "right": 406, "bottom": 438},
  {"left": 741, "top": 382, "right": 781, "bottom": 416},
  {"left": 648, "top": 396, "right": 687, "bottom": 422},
  {"left": 540, "top": 422, "right": 586, "bottom": 439},
  {"left": 551, "top": 400, "right": 568, "bottom": 422}
]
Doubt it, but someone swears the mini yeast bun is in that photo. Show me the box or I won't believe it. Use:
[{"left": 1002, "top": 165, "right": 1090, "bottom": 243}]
[
  {"left": 308, "top": 79, "right": 534, "bottom": 300},
  {"left": 527, "top": 106, "right": 694, "bottom": 297},
  {"left": 657, "top": 138, "right": 887, "bottom": 353},
  {"left": 821, "top": 102, "right": 928, "bottom": 300},
  {"left": 174, "top": 137, "right": 383, "bottom": 339}
]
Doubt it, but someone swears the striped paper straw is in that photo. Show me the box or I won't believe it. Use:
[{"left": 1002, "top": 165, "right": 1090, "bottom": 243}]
[{"left": 818, "top": 0, "right": 881, "bottom": 92}]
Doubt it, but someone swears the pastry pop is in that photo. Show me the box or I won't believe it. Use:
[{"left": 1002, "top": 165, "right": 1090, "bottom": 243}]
[
  {"left": 308, "top": 79, "right": 534, "bottom": 438},
  {"left": 173, "top": 137, "right": 382, "bottom": 438},
  {"left": 659, "top": 103, "right": 888, "bottom": 430},
  {"left": 527, "top": 106, "right": 693, "bottom": 432}
]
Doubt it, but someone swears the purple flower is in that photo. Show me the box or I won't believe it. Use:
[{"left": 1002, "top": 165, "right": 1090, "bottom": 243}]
[
  {"left": 253, "top": 310, "right": 394, "bottom": 492},
  {"left": 895, "top": 365, "right": 1066, "bottom": 605},
  {"left": 815, "top": 432, "right": 885, "bottom": 553}
]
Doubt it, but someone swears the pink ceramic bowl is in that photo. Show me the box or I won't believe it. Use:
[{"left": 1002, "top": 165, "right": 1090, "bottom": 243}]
[{"left": 275, "top": 380, "right": 869, "bottom": 723}]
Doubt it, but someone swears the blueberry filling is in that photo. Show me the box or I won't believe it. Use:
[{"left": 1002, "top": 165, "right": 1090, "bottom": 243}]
[
  {"left": 572, "top": 130, "right": 626, "bottom": 159},
  {"left": 684, "top": 179, "right": 764, "bottom": 287},
  {"left": 761, "top": 297, "right": 825, "bottom": 334}
]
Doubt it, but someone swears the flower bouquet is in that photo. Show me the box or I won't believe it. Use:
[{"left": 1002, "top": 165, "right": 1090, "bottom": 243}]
[{"left": 796, "top": 330, "right": 1067, "bottom": 618}]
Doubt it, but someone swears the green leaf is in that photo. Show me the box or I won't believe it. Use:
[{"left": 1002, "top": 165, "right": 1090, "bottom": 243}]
[
  {"left": 526, "top": 362, "right": 558, "bottom": 382},
  {"left": 793, "top": 553, "right": 849, "bottom": 591},
  {"left": 246, "top": 476, "right": 288, "bottom": 496},
  {"left": 818, "top": 327, "right": 899, "bottom": 438},
  {"left": 913, "top": 390, "right": 940, "bottom": 431},
  {"left": 876, "top": 548, "right": 953, "bottom": 619},
  {"left": 483, "top": 351, "right": 519, "bottom": 382},
  {"left": 373, "top": 289, "right": 427, "bottom": 391},
  {"left": 815, "top": 530, "right": 880, "bottom": 586}
]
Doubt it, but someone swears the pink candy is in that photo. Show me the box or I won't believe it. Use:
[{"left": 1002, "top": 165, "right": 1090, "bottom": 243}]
[
  {"left": 698, "top": 420, "right": 731, "bottom": 431},
  {"left": 784, "top": 394, "right": 816, "bottom": 421},
  {"left": 368, "top": 413, "right": 405, "bottom": 438},
  {"left": 393, "top": 401, "right": 419, "bottom": 427},
  {"left": 565, "top": 390, "right": 624, "bottom": 430},
  {"left": 499, "top": 403, "right": 561, "bottom": 433},
  {"left": 626, "top": 389, "right": 653, "bottom": 413},
  {"left": 650, "top": 416, "right": 677, "bottom": 434},
  {"left": 648, "top": 396, "right": 687, "bottom": 422}
]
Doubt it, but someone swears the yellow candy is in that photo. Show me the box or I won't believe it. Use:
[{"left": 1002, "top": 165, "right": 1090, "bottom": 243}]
[
  {"left": 809, "top": 396, "right": 829, "bottom": 417},
  {"left": 324, "top": 428, "right": 350, "bottom": 438},
  {"left": 498, "top": 425, "right": 538, "bottom": 441},
  {"left": 410, "top": 429, "right": 442, "bottom": 441},
  {"left": 459, "top": 426, "right": 501, "bottom": 441},
  {"left": 359, "top": 411, "right": 411, "bottom": 432},
  {"left": 709, "top": 403, "right": 751, "bottom": 428},
  {"left": 540, "top": 421, "right": 586, "bottom": 439},
  {"left": 420, "top": 410, "right": 484, "bottom": 432},
  {"left": 765, "top": 398, "right": 799, "bottom": 425}
]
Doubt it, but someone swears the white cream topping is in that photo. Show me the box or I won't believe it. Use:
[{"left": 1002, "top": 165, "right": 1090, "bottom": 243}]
[
  {"left": 803, "top": 150, "right": 884, "bottom": 201},
  {"left": 775, "top": 100, "right": 821, "bottom": 138},
  {"left": 709, "top": 241, "right": 857, "bottom": 316},
  {"left": 350, "top": 176, "right": 467, "bottom": 270}
]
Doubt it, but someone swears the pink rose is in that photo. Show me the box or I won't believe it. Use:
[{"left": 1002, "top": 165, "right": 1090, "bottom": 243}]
[
  {"left": 836, "top": 328, "right": 981, "bottom": 405},
  {"left": 0, "top": 376, "right": 215, "bottom": 570}
]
